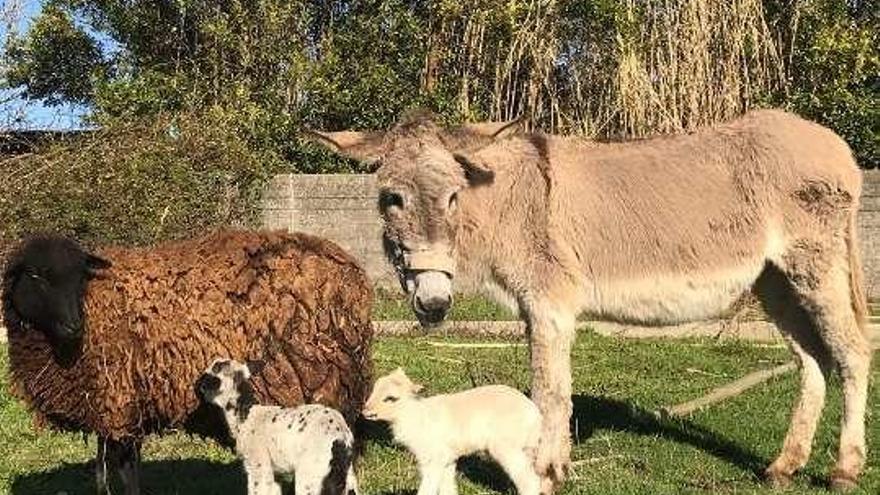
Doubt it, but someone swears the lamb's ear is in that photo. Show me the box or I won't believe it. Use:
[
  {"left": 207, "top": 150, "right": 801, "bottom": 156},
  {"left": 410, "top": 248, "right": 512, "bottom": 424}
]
[
  {"left": 246, "top": 359, "right": 266, "bottom": 376},
  {"left": 461, "top": 116, "right": 525, "bottom": 141},
  {"left": 85, "top": 253, "right": 112, "bottom": 271},
  {"left": 303, "top": 129, "right": 385, "bottom": 164},
  {"left": 411, "top": 382, "right": 424, "bottom": 394},
  {"left": 454, "top": 152, "right": 495, "bottom": 186}
]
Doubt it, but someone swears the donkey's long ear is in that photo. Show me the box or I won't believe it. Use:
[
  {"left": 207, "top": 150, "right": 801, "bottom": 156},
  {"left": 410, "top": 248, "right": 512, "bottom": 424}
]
[
  {"left": 303, "top": 130, "right": 385, "bottom": 164},
  {"left": 461, "top": 116, "right": 525, "bottom": 141},
  {"left": 453, "top": 152, "right": 495, "bottom": 186}
]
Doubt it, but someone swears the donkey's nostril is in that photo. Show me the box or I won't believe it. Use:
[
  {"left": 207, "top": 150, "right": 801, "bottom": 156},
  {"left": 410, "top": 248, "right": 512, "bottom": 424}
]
[{"left": 416, "top": 295, "right": 450, "bottom": 313}]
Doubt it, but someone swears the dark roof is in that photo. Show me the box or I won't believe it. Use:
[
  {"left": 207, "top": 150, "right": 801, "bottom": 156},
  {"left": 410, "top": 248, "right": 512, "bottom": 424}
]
[{"left": 0, "top": 130, "right": 90, "bottom": 156}]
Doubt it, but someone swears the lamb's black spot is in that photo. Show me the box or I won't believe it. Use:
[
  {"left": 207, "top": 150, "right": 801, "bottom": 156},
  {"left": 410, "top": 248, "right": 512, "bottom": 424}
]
[
  {"left": 288, "top": 423, "right": 293, "bottom": 429},
  {"left": 234, "top": 374, "right": 258, "bottom": 422},
  {"left": 272, "top": 415, "right": 277, "bottom": 423},
  {"left": 298, "top": 423, "right": 306, "bottom": 432}
]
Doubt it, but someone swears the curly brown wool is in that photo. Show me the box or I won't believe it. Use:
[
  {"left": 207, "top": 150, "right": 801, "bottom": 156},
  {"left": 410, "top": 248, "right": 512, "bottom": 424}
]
[{"left": 5, "top": 230, "right": 373, "bottom": 445}]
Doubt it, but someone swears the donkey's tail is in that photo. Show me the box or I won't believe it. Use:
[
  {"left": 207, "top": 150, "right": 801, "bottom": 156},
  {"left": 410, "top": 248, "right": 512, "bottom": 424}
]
[{"left": 846, "top": 208, "right": 869, "bottom": 336}]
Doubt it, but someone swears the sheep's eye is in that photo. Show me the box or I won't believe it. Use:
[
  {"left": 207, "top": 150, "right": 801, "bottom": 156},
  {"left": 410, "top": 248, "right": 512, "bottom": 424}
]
[
  {"left": 379, "top": 190, "right": 404, "bottom": 211},
  {"left": 448, "top": 192, "right": 458, "bottom": 211},
  {"left": 383, "top": 396, "right": 399, "bottom": 403}
]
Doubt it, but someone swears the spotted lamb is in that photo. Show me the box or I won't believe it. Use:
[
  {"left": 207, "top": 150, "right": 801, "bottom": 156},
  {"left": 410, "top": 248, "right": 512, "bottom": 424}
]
[
  {"left": 363, "top": 368, "right": 546, "bottom": 495},
  {"left": 197, "top": 358, "right": 359, "bottom": 495}
]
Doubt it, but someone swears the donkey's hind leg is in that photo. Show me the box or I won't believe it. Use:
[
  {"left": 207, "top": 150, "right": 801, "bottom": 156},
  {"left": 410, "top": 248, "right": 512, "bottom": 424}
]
[
  {"left": 774, "top": 240, "right": 872, "bottom": 491},
  {"left": 754, "top": 266, "right": 832, "bottom": 488}
]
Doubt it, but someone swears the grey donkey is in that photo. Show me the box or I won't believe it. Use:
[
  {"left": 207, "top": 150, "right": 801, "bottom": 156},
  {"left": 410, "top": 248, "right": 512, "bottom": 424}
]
[{"left": 309, "top": 108, "right": 872, "bottom": 492}]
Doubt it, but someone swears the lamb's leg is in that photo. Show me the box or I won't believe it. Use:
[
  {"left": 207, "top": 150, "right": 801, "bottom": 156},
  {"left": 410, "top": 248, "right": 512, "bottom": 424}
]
[
  {"left": 525, "top": 303, "right": 576, "bottom": 489},
  {"left": 95, "top": 436, "right": 111, "bottom": 495},
  {"left": 416, "top": 462, "right": 445, "bottom": 495},
  {"left": 344, "top": 463, "right": 360, "bottom": 495},
  {"left": 491, "top": 448, "right": 542, "bottom": 495},
  {"left": 245, "top": 460, "right": 279, "bottom": 495},
  {"left": 438, "top": 463, "right": 457, "bottom": 495}
]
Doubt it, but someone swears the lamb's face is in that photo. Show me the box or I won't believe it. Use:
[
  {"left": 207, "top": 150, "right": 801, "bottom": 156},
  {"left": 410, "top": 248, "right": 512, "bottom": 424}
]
[
  {"left": 196, "top": 358, "right": 264, "bottom": 421},
  {"left": 363, "top": 368, "right": 423, "bottom": 422}
]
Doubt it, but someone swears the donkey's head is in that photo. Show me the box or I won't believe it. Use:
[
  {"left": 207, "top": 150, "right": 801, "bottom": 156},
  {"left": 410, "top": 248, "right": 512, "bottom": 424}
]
[{"left": 309, "top": 111, "right": 521, "bottom": 328}]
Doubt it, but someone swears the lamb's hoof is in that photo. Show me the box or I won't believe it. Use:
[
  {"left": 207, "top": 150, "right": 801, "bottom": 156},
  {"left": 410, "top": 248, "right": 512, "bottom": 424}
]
[
  {"left": 540, "top": 476, "right": 555, "bottom": 495},
  {"left": 763, "top": 468, "right": 792, "bottom": 489},
  {"left": 829, "top": 471, "right": 858, "bottom": 493}
]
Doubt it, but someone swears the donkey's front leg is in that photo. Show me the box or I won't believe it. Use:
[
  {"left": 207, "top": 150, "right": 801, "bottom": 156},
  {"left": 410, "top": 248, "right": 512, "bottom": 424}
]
[{"left": 526, "top": 304, "right": 576, "bottom": 491}]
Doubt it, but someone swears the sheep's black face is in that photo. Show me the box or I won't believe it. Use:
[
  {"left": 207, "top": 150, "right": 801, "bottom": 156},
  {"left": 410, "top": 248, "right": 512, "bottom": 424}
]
[{"left": 2, "top": 236, "right": 111, "bottom": 366}]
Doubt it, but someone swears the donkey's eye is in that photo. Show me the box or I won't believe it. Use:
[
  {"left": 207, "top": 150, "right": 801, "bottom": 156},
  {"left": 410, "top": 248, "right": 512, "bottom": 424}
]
[
  {"left": 379, "top": 190, "right": 405, "bottom": 211},
  {"left": 383, "top": 396, "right": 399, "bottom": 403},
  {"left": 448, "top": 192, "right": 458, "bottom": 211}
]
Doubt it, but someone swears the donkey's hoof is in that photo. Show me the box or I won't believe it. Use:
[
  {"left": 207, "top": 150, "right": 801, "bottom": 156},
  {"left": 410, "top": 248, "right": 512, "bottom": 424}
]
[
  {"left": 763, "top": 468, "right": 792, "bottom": 489},
  {"left": 829, "top": 471, "right": 858, "bottom": 493}
]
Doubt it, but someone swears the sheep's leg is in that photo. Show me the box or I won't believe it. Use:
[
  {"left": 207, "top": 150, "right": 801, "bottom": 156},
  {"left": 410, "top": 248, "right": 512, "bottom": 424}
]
[
  {"left": 416, "top": 462, "right": 445, "bottom": 495},
  {"left": 438, "top": 463, "right": 457, "bottom": 495},
  {"left": 112, "top": 439, "right": 142, "bottom": 495},
  {"left": 95, "top": 436, "right": 112, "bottom": 495},
  {"left": 491, "top": 448, "right": 542, "bottom": 495},
  {"left": 525, "top": 302, "right": 575, "bottom": 489}
]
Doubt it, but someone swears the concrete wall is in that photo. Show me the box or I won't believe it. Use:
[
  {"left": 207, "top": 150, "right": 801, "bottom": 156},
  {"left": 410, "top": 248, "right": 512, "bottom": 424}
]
[
  {"left": 859, "top": 170, "right": 880, "bottom": 299},
  {"left": 263, "top": 171, "right": 880, "bottom": 299},
  {"left": 261, "top": 174, "right": 397, "bottom": 287}
]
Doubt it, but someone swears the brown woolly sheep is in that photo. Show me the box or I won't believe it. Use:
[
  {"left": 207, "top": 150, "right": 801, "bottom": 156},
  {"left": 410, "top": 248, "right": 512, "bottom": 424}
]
[{"left": 2, "top": 230, "right": 373, "bottom": 495}]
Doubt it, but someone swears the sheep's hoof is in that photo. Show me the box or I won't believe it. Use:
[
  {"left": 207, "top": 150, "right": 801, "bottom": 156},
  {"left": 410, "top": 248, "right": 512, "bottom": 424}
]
[
  {"left": 763, "top": 468, "right": 792, "bottom": 489},
  {"left": 829, "top": 470, "right": 859, "bottom": 493}
]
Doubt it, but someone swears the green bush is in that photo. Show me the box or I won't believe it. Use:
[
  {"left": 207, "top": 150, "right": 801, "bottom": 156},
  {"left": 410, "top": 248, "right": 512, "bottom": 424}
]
[{"left": 0, "top": 111, "right": 285, "bottom": 248}]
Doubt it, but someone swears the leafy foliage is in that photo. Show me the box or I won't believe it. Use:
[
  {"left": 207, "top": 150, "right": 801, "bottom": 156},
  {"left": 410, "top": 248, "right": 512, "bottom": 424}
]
[
  {"left": 0, "top": 111, "right": 284, "bottom": 247},
  {"left": 0, "top": 0, "right": 877, "bottom": 247},
  {"left": 4, "top": 5, "right": 106, "bottom": 105}
]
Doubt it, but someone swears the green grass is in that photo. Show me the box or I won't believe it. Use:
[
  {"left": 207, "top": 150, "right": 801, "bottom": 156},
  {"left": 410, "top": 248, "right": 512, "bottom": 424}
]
[{"left": 1, "top": 332, "right": 878, "bottom": 494}]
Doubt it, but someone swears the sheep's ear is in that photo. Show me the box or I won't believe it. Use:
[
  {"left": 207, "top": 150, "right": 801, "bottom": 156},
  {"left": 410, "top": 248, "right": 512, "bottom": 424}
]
[
  {"left": 246, "top": 359, "right": 266, "bottom": 376},
  {"left": 86, "top": 253, "right": 112, "bottom": 271},
  {"left": 411, "top": 383, "right": 424, "bottom": 394}
]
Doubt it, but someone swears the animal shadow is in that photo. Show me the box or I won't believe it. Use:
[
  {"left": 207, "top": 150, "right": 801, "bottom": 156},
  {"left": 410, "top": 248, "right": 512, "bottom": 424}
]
[
  {"left": 11, "top": 458, "right": 245, "bottom": 495},
  {"left": 571, "top": 394, "right": 767, "bottom": 475}
]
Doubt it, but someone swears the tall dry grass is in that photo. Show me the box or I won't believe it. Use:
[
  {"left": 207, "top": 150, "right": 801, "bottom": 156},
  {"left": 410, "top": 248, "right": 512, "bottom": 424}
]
[{"left": 423, "top": 0, "right": 782, "bottom": 138}]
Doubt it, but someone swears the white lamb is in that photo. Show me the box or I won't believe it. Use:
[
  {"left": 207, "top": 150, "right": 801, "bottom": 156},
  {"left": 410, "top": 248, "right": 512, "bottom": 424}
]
[
  {"left": 197, "top": 358, "right": 359, "bottom": 495},
  {"left": 363, "top": 368, "right": 546, "bottom": 495}
]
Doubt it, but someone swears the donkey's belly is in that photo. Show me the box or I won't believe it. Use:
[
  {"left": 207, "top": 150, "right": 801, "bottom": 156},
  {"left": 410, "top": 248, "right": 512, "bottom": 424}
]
[{"left": 585, "top": 262, "right": 764, "bottom": 325}]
